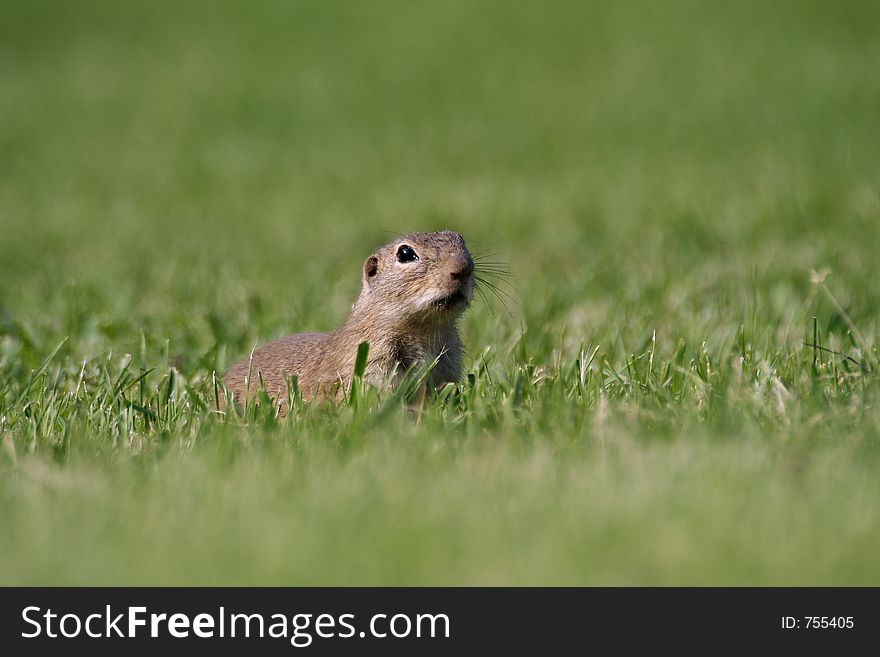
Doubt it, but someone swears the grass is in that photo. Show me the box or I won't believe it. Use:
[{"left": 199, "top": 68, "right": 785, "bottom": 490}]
[{"left": 1, "top": 0, "right": 880, "bottom": 585}]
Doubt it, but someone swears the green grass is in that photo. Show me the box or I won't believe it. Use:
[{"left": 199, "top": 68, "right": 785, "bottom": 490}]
[{"left": 2, "top": 0, "right": 880, "bottom": 585}]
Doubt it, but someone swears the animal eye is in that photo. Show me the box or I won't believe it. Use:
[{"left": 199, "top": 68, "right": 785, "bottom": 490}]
[{"left": 396, "top": 245, "right": 419, "bottom": 263}]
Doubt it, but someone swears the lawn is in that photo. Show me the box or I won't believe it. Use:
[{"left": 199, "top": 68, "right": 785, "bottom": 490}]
[{"left": 1, "top": 0, "right": 879, "bottom": 585}]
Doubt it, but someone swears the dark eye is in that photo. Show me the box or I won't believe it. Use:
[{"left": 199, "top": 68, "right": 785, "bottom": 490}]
[{"left": 396, "top": 244, "right": 419, "bottom": 263}]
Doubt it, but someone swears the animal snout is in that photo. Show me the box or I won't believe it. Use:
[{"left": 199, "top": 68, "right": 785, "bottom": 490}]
[{"left": 450, "top": 261, "right": 474, "bottom": 282}]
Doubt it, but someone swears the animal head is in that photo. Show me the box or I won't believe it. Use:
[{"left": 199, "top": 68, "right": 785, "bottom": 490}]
[{"left": 361, "top": 231, "right": 475, "bottom": 326}]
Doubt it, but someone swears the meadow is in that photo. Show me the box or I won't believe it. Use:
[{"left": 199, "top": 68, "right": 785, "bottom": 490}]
[{"left": 1, "top": 0, "right": 879, "bottom": 584}]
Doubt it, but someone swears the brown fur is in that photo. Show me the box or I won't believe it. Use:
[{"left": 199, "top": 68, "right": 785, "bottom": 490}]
[{"left": 220, "top": 231, "right": 474, "bottom": 412}]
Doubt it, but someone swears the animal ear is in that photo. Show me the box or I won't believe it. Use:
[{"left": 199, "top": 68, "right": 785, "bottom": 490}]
[{"left": 364, "top": 255, "right": 379, "bottom": 279}]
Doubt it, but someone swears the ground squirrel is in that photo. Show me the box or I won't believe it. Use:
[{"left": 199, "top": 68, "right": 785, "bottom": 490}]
[{"left": 221, "top": 231, "right": 475, "bottom": 411}]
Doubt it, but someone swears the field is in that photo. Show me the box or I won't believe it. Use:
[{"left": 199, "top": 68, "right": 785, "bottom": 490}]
[{"left": 1, "top": 0, "right": 879, "bottom": 585}]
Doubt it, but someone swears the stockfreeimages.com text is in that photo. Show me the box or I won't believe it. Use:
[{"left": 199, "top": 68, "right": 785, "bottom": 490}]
[{"left": 22, "top": 606, "right": 450, "bottom": 647}]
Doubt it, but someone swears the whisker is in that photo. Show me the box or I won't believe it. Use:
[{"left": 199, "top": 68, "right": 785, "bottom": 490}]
[
  {"left": 475, "top": 279, "right": 514, "bottom": 316},
  {"left": 471, "top": 246, "right": 507, "bottom": 261},
  {"left": 475, "top": 277, "right": 516, "bottom": 314},
  {"left": 473, "top": 261, "right": 512, "bottom": 273},
  {"left": 475, "top": 271, "right": 515, "bottom": 291},
  {"left": 473, "top": 264, "right": 512, "bottom": 276},
  {"left": 472, "top": 258, "right": 510, "bottom": 268},
  {"left": 477, "top": 278, "right": 515, "bottom": 303},
  {"left": 475, "top": 267, "right": 513, "bottom": 280},
  {"left": 470, "top": 244, "right": 513, "bottom": 315},
  {"left": 476, "top": 274, "right": 515, "bottom": 294},
  {"left": 473, "top": 284, "right": 496, "bottom": 318}
]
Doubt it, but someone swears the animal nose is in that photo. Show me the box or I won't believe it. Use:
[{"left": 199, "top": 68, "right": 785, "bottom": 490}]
[{"left": 450, "top": 261, "right": 474, "bottom": 282}]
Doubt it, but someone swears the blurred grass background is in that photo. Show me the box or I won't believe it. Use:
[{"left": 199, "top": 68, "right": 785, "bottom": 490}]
[{"left": 1, "top": 0, "right": 879, "bottom": 584}]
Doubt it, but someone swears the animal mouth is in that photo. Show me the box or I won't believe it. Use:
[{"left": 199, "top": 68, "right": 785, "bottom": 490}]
[{"left": 434, "top": 290, "right": 468, "bottom": 310}]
